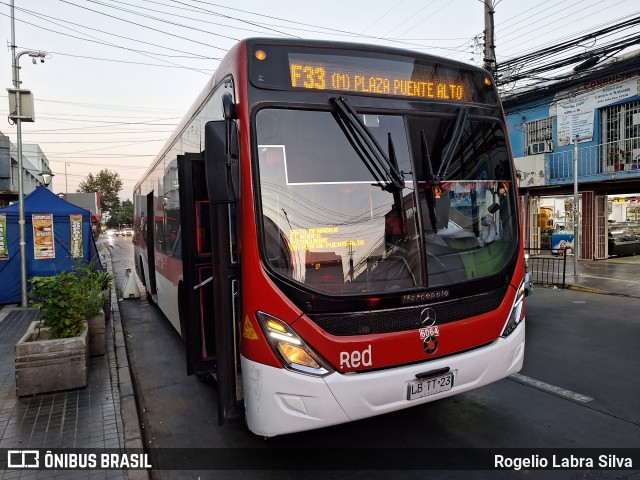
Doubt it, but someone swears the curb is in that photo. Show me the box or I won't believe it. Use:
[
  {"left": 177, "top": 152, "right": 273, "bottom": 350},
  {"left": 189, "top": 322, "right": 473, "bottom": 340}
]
[
  {"left": 101, "top": 243, "right": 150, "bottom": 480},
  {"left": 565, "top": 284, "right": 609, "bottom": 295}
]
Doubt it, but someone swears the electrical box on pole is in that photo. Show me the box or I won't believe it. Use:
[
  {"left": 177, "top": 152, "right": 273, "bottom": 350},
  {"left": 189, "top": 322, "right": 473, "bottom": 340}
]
[{"left": 7, "top": 88, "right": 35, "bottom": 122}]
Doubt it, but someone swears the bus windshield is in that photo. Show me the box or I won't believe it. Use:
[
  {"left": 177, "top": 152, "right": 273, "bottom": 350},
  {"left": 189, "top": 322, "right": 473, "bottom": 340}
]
[{"left": 256, "top": 107, "right": 517, "bottom": 294}]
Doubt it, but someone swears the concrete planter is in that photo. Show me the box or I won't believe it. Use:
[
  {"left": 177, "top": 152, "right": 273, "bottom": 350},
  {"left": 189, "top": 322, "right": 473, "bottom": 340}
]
[
  {"left": 88, "top": 310, "right": 106, "bottom": 357},
  {"left": 15, "top": 320, "right": 89, "bottom": 397}
]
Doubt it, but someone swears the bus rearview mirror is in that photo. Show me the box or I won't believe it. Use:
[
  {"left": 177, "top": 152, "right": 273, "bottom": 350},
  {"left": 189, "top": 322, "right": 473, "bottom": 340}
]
[{"left": 204, "top": 120, "right": 239, "bottom": 203}]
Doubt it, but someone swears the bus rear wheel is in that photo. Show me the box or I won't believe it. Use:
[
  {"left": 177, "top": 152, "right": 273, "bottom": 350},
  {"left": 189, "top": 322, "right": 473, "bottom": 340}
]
[{"left": 138, "top": 260, "right": 155, "bottom": 305}]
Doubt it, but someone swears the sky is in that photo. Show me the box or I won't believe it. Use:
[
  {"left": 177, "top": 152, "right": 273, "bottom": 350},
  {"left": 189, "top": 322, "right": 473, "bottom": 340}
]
[{"left": 1, "top": 0, "right": 639, "bottom": 202}]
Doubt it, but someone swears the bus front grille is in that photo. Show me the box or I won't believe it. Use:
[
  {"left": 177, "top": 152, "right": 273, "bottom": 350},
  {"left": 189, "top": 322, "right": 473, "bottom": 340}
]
[{"left": 307, "top": 287, "right": 508, "bottom": 336}]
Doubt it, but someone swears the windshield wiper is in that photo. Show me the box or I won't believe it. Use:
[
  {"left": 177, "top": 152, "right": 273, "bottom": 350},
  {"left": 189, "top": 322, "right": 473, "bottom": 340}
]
[
  {"left": 436, "top": 106, "right": 469, "bottom": 182},
  {"left": 420, "top": 107, "right": 469, "bottom": 233},
  {"left": 387, "top": 130, "right": 408, "bottom": 238},
  {"left": 330, "top": 96, "right": 405, "bottom": 192},
  {"left": 420, "top": 130, "right": 438, "bottom": 233}
]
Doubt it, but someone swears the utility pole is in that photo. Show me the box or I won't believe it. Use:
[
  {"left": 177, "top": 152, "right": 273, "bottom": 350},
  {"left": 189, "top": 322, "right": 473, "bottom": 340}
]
[
  {"left": 483, "top": 0, "right": 497, "bottom": 75},
  {"left": 572, "top": 136, "right": 590, "bottom": 278},
  {"left": 9, "top": 0, "right": 48, "bottom": 307},
  {"left": 10, "top": 0, "right": 28, "bottom": 308}
]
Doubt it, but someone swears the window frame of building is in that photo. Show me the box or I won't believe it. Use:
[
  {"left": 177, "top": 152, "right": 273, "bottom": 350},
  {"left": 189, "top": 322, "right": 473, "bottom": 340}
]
[
  {"left": 524, "top": 117, "right": 554, "bottom": 155},
  {"left": 601, "top": 99, "right": 640, "bottom": 169}
]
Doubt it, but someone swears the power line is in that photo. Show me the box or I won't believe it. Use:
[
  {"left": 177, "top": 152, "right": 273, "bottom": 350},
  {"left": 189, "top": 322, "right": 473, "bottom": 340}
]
[
  {"left": 58, "top": 0, "right": 234, "bottom": 49},
  {"left": 0, "top": 11, "right": 214, "bottom": 75},
  {"left": 99, "top": 0, "right": 286, "bottom": 39},
  {"left": 19, "top": 130, "right": 174, "bottom": 135},
  {"left": 34, "top": 50, "right": 216, "bottom": 71},
  {"left": 380, "top": 1, "right": 439, "bottom": 37},
  {"left": 23, "top": 96, "right": 182, "bottom": 114},
  {"left": 6, "top": 2, "right": 218, "bottom": 59},
  {"left": 164, "top": 0, "right": 461, "bottom": 51},
  {"left": 398, "top": 0, "right": 455, "bottom": 37},
  {"left": 496, "top": 15, "right": 640, "bottom": 85},
  {"left": 359, "top": 0, "right": 406, "bottom": 34},
  {"left": 497, "top": 0, "right": 630, "bottom": 57}
]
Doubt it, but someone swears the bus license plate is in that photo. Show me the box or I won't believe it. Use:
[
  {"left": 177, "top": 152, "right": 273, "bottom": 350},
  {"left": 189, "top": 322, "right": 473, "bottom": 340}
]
[{"left": 407, "top": 372, "right": 454, "bottom": 400}]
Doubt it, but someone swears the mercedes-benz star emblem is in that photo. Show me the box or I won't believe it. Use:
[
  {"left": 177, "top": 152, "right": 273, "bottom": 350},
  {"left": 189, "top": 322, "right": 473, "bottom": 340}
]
[
  {"left": 419, "top": 307, "right": 439, "bottom": 354},
  {"left": 420, "top": 307, "right": 436, "bottom": 327}
]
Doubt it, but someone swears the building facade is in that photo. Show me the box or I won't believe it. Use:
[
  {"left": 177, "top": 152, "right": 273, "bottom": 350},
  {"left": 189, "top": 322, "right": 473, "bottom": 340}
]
[
  {"left": 0, "top": 131, "right": 52, "bottom": 208},
  {"left": 504, "top": 51, "right": 640, "bottom": 259}
]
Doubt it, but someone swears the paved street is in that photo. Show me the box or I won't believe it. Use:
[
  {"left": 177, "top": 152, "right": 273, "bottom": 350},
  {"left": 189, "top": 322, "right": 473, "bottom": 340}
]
[
  {"left": 0, "top": 235, "right": 638, "bottom": 479},
  {"left": 105, "top": 236, "right": 640, "bottom": 479}
]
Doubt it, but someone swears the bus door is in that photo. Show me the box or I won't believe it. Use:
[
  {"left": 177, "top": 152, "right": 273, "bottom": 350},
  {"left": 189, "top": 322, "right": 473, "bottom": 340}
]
[
  {"left": 145, "top": 192, "right": 157, "bottom": 296},
  {"left": 177, "top": 152, "right": 243, "bottom": 425}
]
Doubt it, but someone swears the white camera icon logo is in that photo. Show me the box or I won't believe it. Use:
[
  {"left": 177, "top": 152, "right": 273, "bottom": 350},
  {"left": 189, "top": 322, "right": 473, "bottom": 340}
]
[{"left": 7, "top": 450, "right": 40, "bottom": 468}]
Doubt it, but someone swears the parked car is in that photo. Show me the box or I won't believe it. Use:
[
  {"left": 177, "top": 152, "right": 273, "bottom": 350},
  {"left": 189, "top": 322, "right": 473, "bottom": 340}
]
[
  {"left": 608, "top": 227, "right": 639, "bottom": 256},
  {"left": 104, "top": 228, "right": 118, "bottom": 236}
]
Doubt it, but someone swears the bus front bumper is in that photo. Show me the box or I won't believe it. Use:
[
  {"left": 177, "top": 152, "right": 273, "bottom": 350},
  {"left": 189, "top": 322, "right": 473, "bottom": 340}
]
[{"left": 241, "top": 320, "right": 524, "bottom": 437}]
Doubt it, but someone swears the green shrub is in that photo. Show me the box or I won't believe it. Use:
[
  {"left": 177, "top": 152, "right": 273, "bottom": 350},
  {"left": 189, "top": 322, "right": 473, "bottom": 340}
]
[
  {"left": 94, "top": 269, "right": 113, "bottom": 292},
  {"left": 84, "top": 283, "right": 104, "bottom": 317},
  {"left": 73, "top": 260, "right": 111, "bottom": 317},
  {"left": 29, "top": 273, "right": 86, "bottom": 339},
  {"left": 29, "top": 261, "right": 112, "bottom": 338}
]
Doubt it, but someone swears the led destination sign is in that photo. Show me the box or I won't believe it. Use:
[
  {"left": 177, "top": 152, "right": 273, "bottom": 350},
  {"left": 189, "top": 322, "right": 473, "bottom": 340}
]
[{"left": 289, "top": 53, "right": 466, "bottom": 101}]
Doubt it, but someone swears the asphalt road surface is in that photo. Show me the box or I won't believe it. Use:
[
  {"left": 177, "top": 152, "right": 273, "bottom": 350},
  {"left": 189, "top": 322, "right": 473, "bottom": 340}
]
[{"left": 103, "top": 236, "right": 640, "bottom": 480}]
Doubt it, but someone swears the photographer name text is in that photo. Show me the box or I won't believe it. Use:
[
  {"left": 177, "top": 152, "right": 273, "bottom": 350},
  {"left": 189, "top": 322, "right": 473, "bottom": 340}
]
[{"left": 495, "top": 454, "right": 633, "bottom": 470}]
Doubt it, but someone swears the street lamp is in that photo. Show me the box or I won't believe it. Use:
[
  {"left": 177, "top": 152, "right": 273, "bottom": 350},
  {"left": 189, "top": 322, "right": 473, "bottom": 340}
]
[
  {"left": 65, "top": 162, "right": 70, "bottom": 194},
  {"left": 8, "top": 48, "right": 48, "bottom": 307},
  {"left": 9, "top": 0, "right": 50, "bottom": 309},
  {"left": 41, "top": 167, "right": 54, "bottom": 188}
]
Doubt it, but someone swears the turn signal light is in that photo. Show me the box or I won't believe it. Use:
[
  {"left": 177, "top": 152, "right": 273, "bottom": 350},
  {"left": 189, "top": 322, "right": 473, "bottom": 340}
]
[{"left": 255, "top": 312, "right": 332, "bottom": 377}]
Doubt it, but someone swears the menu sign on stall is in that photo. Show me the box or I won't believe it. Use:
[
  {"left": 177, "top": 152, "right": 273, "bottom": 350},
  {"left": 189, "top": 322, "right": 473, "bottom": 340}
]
[
  {"left": 70, "top": 214, "right": 83, "bottom": 258},
  {"left": 0, "top": 213, "right": 8, "bottom": 260},
  {"left": 32, "top": 214, "right": 55, "bottom": 259}
]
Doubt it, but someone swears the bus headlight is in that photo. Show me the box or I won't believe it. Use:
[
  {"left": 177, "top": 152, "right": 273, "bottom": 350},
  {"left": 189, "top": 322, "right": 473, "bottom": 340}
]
[
  {"left": 501, "top": 280, "right": 526, "bottom": 338},
  {"left": 256, "top": 312, "right": 332, "bottom": 377}
]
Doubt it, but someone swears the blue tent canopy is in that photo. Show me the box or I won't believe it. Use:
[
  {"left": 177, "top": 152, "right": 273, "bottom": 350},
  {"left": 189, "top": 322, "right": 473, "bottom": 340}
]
[{"left": 0, "top": 186, "right": 101, "bottom": 304}]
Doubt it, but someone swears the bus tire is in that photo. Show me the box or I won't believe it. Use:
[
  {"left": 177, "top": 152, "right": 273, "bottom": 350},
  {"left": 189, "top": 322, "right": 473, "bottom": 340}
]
[
  {"left": 138, "top": 256, "right": 147, "bottom": 286},
  {"left": 146, "top": 289, "right": 155, "bottom": 305},
  {"left": 139, "top": 261, "right": 155, "bottom": 305},
  {"left": 196, "top": 372, "right": 216, "bottom": 386}
]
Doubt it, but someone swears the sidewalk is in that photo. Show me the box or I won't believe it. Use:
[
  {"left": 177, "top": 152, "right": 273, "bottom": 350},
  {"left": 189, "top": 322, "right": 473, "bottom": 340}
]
[
  {"left": 564, "top": 255, "right": 640, "bottom": 298},
  {"left": 0, "top": 245, "right": 147, "bottom": 480}
]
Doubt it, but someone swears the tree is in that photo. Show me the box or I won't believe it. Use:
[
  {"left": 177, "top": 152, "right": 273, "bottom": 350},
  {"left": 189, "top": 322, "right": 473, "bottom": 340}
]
[
  {"left": 77, "top": 169, "right": 123, "bottom": 214},
  {"left": 119, "top": 199, "right": 134, "bottom": 225},
  {"left": 108, "top": 199, "right": 133, "bottom": 228}
]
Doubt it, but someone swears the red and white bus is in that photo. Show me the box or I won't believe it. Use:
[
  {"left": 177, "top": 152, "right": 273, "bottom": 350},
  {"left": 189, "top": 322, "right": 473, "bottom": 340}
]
[{"left": 133, "top": 38, "right": 529, "bottom": 437}]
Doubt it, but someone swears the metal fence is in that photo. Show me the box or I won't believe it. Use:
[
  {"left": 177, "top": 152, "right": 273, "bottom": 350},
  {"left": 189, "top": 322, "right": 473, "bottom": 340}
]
[
  {"left": 547, "top": 137, "right": 640, "bottom": 182},
  {"left": 525, "top": 248, "right": 568, "bottom": 289}
]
